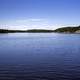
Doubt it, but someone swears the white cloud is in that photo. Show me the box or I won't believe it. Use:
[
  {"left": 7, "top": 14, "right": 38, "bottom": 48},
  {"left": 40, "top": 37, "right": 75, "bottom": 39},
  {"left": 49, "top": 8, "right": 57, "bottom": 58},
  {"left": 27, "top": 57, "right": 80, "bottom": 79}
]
[
  {"left": 0, "top": 18, "right": 57, "bottom": 30},
  {"left": 29, "top": 19, "right": 42, "bottom": 21},
  {"left": 15, "top": 19, "right": 44, "bottom": 23}
]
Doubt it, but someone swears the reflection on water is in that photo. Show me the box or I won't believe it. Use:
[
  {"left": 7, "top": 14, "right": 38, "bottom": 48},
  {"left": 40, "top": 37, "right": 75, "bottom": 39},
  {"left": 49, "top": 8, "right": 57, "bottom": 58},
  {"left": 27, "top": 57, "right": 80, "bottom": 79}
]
[{"left": 0, "top": 33, "right": 80, "bottom": 80}]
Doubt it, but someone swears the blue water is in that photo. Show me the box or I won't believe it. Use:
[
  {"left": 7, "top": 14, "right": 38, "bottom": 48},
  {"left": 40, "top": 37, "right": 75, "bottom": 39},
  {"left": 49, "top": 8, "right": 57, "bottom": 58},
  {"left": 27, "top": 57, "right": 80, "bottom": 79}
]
[{"left": 0, "top": 33, "right": 80, "bottom": 80}]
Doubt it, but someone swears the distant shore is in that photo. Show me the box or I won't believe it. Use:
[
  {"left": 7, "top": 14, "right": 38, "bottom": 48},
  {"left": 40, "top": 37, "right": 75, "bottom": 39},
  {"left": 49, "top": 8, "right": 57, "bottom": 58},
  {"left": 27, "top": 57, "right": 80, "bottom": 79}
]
[
  {"left": 0, "top": 29, "right": 54, "bottom": 33},
  {"left": 0, "top": 26, "right": 80, "bottom": 33}
]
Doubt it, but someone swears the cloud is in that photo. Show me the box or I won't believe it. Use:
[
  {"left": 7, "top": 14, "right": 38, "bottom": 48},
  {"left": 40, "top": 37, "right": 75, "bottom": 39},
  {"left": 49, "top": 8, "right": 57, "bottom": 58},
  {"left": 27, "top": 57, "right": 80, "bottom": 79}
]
[
  {"left": 15, "top": 19, "right": 44, "bottom": 23},
  {"left": 29, "top": 19, "right": 42, "bottom": 21},
  {"left": 0, "top": 18, "right": 56, "bottom": 30}
]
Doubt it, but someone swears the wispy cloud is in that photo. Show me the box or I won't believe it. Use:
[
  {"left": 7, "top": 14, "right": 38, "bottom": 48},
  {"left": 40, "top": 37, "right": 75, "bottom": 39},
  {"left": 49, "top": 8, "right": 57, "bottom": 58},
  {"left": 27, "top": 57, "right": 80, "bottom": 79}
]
[
  {"left": 15, "top": 19, "right": 45, "bottom": 23},
  {"left": 0, "top": 18, "right": 56, "bottom": 30}
]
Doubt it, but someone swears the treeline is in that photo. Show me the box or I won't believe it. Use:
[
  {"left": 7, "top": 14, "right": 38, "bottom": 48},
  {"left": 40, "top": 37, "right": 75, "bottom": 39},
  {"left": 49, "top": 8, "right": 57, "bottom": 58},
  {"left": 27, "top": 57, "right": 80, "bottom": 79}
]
[
  {"left": 0, "top": 29, "right": 26, "bottom": 33},
  {"left": 0, "top": 26, "right": 80, "bottom": 33},
  {"left": 0, "top": 29, "right": 54, "bottom": 33},
  {"left": 0, "top": 29, "right": 9, "bottom": 33},
  {"left": 54, "top": 26, "right": 80, "bottom": 33},
  {"left": 26, "top": 29, "right": 54, "bottom": 33}
]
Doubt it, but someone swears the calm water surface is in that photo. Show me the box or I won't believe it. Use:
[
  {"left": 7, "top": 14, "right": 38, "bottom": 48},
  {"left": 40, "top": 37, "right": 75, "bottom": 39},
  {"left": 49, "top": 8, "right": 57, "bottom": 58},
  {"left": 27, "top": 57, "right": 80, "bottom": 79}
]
[{"left": 0, "top": 33, "right": 80, "bottom": 80}]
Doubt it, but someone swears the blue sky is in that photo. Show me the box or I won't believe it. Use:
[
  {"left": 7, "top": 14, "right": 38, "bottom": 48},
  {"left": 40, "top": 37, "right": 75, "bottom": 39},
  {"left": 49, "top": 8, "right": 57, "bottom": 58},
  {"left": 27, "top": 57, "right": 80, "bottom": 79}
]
[{"left": 0, "top": 0, "right": 80, "bottom": 30}]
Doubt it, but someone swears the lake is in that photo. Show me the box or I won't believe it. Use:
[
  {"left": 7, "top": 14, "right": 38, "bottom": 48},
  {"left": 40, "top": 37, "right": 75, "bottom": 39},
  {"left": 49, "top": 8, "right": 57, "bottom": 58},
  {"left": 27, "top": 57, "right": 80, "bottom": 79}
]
[{"left": 0, "top": 33, "right": 80, "bottom": 80}]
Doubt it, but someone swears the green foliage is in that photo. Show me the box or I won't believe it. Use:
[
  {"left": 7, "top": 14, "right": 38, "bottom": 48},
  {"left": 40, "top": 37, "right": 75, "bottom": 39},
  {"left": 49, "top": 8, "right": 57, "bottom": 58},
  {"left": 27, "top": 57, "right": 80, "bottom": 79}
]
[
  {"left": 0, "top": 29, "right": 54, "bottom": 33},
  {"left": 54, "top": 26, "right": 80, "bottom": 33},
  {"left": 26, "top": 29, "right": 54, "bottom": 33},
  {"left": 0, "top": 26, "right": 80, "bottom": 33}
]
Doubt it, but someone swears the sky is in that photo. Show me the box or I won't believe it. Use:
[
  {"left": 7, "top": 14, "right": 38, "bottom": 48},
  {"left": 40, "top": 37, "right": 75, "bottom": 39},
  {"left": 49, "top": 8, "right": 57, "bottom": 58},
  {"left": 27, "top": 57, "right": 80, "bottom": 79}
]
[{"left": 0, "top": 0, "right": 80, "bottom": 30}]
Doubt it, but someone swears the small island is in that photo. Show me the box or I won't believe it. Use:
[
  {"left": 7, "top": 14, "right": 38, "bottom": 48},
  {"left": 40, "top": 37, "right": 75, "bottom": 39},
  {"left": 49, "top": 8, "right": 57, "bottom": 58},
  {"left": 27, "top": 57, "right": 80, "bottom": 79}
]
[{"left": 0, "top": 26, "right": 80, "bottom": 33}]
